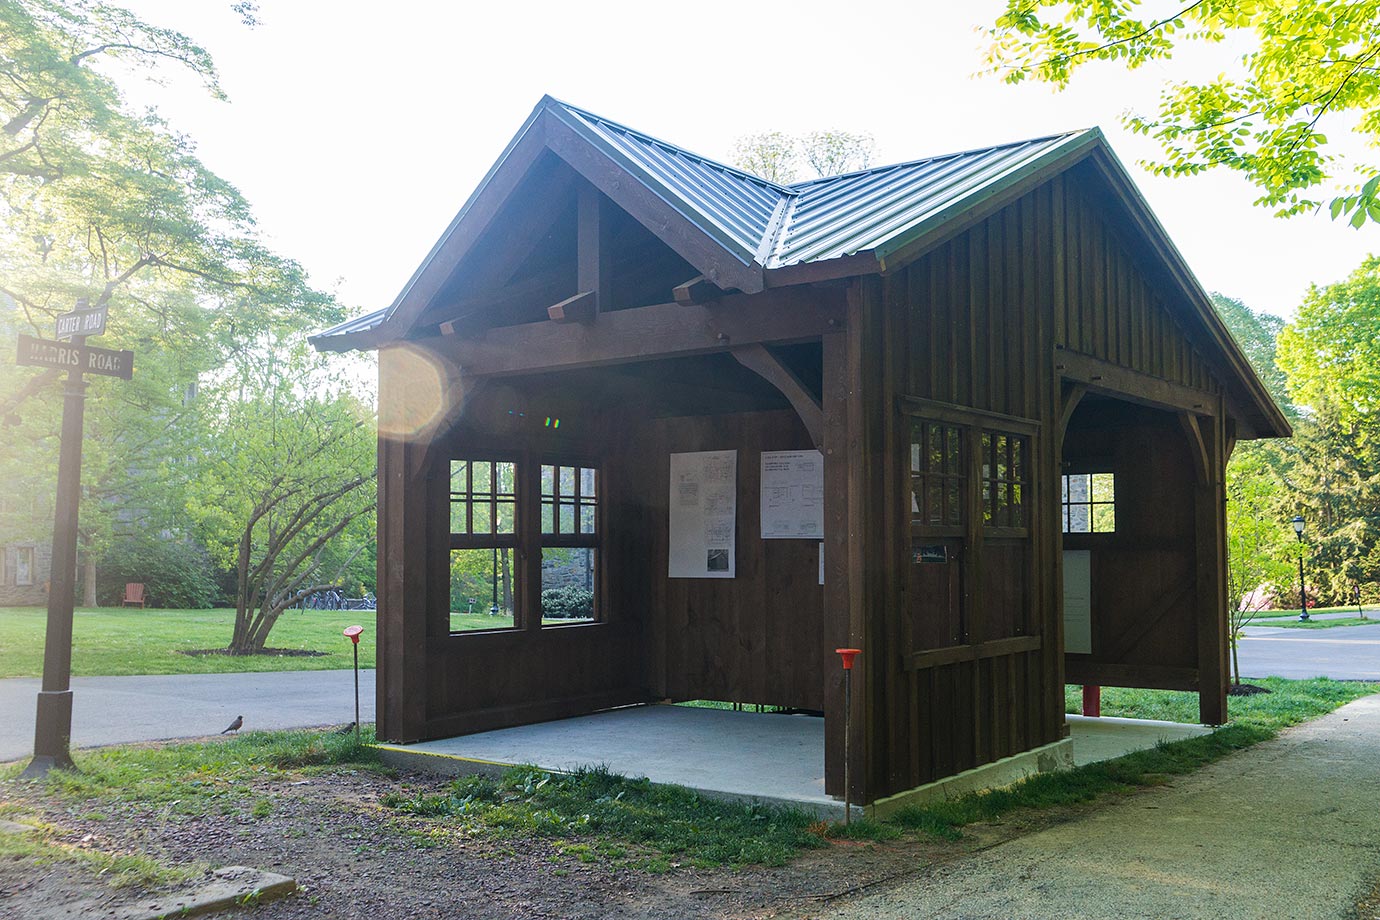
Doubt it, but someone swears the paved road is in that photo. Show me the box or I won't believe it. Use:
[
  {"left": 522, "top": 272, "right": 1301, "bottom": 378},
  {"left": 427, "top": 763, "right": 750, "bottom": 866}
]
[
  {"left": 0, "top": 669, "right": 375, "bottom": 764},
  {"left": 817, "top": 694, "right": 1380, "bottom": 919},
  {"left": 1237, "top": 622, "right": 1380, "bottom": 680}
]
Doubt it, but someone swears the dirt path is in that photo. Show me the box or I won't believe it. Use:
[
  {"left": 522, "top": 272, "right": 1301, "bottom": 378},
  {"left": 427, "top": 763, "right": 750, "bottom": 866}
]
[{"left": 801, "top": 695, "right": 1380, "bottom": 920}]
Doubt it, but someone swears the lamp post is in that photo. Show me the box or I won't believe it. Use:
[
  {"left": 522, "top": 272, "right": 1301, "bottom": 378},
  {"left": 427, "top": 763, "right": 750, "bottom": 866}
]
[{"left": 1291, "top": 515, "right": 1308, "bottom": 622}]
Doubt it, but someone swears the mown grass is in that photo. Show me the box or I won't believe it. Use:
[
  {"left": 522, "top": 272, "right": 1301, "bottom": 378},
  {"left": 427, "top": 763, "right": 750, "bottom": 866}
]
[
  {"left": 1, "top": 726, "right": 385, "bottom": 816},
  {"left": 381, "top": 765, "right": 827, "bottom": 871},
  {"left": 1249, "top": 616, "right": 1380, "bottom": 629},
  {"left": 0, "top": 607, "right": 377, "bottom": 677}
]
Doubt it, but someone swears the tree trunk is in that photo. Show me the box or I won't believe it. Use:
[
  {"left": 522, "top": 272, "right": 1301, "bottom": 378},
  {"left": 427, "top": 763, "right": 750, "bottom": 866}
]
[
  {"left": 82, "top": 555, "right": 97, "bottom": 607},
  {"left": 500, "top": 548, "right": 512, "bottom": 616}
]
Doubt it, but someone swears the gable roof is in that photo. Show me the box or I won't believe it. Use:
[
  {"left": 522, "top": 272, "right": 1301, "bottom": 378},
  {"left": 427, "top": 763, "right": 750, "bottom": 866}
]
[{"left": 311, "top": 96, "right": 1288, "bottom": 438}]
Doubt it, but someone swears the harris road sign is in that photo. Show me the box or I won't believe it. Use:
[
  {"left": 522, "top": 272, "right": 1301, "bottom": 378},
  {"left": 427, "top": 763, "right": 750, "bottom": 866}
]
[{"left": 16, "top": 334, "right": 133, "bottom": 380}]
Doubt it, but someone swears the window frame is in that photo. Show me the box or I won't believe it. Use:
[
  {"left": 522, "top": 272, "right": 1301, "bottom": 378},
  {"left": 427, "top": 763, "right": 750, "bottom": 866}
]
[
  {"left": 14, "top": 546, "right": 34, "bottom": 586},
  {"left": 538, "top": 458, "right": 603, "bottom": 628},
  {"left": 1060, "top": 469, "right": 1116, "bottom": 535},
  {"left": 447, "top": 455, "right": 522, "bottom": 634}
]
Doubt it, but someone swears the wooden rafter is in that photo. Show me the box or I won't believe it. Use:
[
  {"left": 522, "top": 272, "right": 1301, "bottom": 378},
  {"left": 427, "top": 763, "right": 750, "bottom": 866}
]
[
  {"left": 547, "top": 291, "right": 597, "bottom": 324},
  {"left": 730, "top": 344, "right": 824, "bottom": 448},
  {"left": 673, "top": 275, "right": 726, "bottom": 306},
  {"left": 438, "top": 286, "right": 844, "bottom": 378},
  {"left": 577, "top": 184, "right": 611, "bottom": 312}
]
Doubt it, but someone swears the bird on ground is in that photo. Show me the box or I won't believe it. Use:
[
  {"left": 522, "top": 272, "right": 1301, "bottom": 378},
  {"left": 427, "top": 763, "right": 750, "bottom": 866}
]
[
  {"left": 334, "top": 722, "right": 356, "bottom": 735},
  {"left": 220, "top": 715, "right": 243, "bottom": 734}
]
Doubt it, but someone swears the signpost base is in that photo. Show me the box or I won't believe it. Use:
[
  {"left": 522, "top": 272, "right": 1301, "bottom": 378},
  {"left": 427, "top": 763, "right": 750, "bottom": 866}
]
[{"left": 23, "top": 690, "right": 76, "bottom": 776}]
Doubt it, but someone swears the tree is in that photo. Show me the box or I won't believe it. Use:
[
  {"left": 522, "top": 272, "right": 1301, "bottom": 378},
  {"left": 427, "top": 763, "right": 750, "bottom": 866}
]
[
  {"left": 986, "top": 1, "right": 1380, "bottom": 225},
  {"left": 188, "top": 340, "right": 376, "bottom": 654},
  {"left": 0, "top": 0, "right": 343, "bottom": 604},
  {"left": 731, "top": 130, "right": 878, "bottom": 184},
  {"left": 1211, "top": 293, "right": 1294, "bottom": 418},
  {"left": 1225, "top": 444, "right": 1294, "bottom": 686}
]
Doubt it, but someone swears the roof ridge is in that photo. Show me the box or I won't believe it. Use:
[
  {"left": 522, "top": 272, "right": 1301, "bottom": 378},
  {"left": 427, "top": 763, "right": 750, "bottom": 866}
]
[
  {"left": 786, "top": 129, "right": 1092, "bottom": 189},
  {"left": 543, "top": 96, "right": 798, "bottom": 197}
]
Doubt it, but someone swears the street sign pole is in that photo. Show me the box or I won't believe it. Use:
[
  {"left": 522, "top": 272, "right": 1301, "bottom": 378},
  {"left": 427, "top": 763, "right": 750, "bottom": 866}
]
[{"left": 23, "top": 331, "right": 88, "bottom": 776}]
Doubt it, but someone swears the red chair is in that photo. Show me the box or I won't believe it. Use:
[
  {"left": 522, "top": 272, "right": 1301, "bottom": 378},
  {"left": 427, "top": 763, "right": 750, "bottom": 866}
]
[{"left": 121, "top": 583, "right": 146, "bottom": 608}]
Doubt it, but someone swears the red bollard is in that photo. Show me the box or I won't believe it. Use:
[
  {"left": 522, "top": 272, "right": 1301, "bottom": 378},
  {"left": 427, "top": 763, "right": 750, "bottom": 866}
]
[
  {"left": 835, "top": 648, "right": 862, "bottom": 826},
  {"left": 344, "top": 625, "right": 364, "bottom": 744},
  {"left": 1082, "top": 684, "right": 1101, "bottom": 718}
]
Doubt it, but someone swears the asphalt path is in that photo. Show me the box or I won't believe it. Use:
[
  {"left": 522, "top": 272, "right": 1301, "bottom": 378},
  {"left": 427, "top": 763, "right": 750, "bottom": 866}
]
[
  {"left": 1237, "top": 622, "right": 1380, "bottom": 680},
  {"left": 0, "top": 669, "right": 375, "bottom": 764}
]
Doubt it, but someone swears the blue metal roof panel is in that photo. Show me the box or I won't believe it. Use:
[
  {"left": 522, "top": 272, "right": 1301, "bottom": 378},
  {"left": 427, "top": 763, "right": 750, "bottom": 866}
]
[
  {"left": 771, "top": 133, "right": 1088, "bottom": 267},
  {"left": 312, "top": 308, "right": 387, "bottom": 341}
]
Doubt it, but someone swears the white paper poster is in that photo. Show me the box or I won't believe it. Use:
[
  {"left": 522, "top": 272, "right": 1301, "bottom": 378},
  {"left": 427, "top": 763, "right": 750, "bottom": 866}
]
[
  {"left": 760, "top": 449, "right": 825, "bottom": 539},
  {"left": 669, "top": 450, "right": 737, "bottom": 578},
  {"left": 1062, "top": 550, "right": 1092, "bottom": 654}
]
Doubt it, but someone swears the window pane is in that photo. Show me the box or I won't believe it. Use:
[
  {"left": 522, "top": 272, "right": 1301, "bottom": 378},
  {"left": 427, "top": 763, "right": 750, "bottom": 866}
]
[
  {"left": 580, "top": 467, "right": 596, "bottom": 498},
  {"left": 560, "top": 466, "right": 576, "bottom": 498},
  {"left": 560, "top": 502, "right": 576, "bottom": 533},
  {"left": 580, "top": 505, "right": 596, "bottom": 534},
  {"left": 449, "top": 548, "right": 516, "bottom": 631},
  {"left": 496, "top": 500, "right": 515, "bottom": 534},
  {"left": 1093, "top": 503, "right": 1116, "bottom": 533},
  {"left": 472, "top": 502, "right": 492, "bottom": 533},
  {"left": 542, "top": 547, "right": 596, "bottom": 623},
  {"left": 496, "top": 461, "right": 516, "bottom": 494},
  {"left": 450, "top": 500, "right": 469, "bottom": 534},
  {"left": 542, "top": 464, "right": 555, "bottom": 499},
  {"left": 472, "top": 461, "right": 492, "bottom": 495},
  {"left": 947, "top": 482, "right": 961, "bottom": 525},
  {"left": 1092, "top": 472, "right": 1116, "bottom": 503},
  {"left": 541, "top": 502, "right": 554, "bottom": 534}
]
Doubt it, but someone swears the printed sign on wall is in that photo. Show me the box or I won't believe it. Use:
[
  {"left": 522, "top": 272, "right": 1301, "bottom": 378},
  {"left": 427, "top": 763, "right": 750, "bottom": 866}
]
[
  {"left": 668, "top": 450, "right": 737, "bottom": 578},
  {"left": 760, "top": 449, "right": 824, "bottom": 539}
]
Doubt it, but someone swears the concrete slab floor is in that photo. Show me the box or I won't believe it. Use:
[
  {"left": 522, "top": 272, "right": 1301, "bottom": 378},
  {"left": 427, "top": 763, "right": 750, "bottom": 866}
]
[{"left": 380, "top": 704, "right": 1214, "bottom": 816}]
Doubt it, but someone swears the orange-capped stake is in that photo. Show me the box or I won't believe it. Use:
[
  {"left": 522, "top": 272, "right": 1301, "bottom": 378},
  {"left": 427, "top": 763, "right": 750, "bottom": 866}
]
[
  {"left": 835, "top": 648, "right": 862, "bottom": 670},
  {"left": 834, "top": 647, "right": 862, "bottom": 826},
  {"left": 343, "top": 626, "right": 365, "bottom": 742}
]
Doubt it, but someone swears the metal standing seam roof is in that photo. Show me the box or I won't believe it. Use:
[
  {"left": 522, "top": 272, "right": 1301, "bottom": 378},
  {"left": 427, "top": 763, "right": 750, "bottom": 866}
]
[{"left": 311, "top": 98, "right": 1089, "bottom": 343}]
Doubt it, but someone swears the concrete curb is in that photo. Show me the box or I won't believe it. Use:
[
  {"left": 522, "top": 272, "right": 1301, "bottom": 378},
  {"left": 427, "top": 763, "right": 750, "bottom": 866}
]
[{"left": 114, "top": 866, "right": 297, "bottom": 920}]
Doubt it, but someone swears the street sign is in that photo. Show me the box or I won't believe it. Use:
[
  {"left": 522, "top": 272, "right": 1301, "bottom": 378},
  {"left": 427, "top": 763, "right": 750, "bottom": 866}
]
[
  {"left": 55, "top": 306, "right": 108, "bottom": 340},
  {"left": 16, "top": 334, "right": 133, "bottom": 380}
]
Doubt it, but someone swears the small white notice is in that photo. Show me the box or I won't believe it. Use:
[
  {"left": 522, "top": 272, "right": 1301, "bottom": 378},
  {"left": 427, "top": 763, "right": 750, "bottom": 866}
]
[
  {"left": 760, "top": 449, "right": 825, "bottom": 539},
  {"left": 669, "top": 450, "right": 737, "bottom": 578},
  {"left": 1062, "top": 549, "right": 1092, "bottom": 654}
]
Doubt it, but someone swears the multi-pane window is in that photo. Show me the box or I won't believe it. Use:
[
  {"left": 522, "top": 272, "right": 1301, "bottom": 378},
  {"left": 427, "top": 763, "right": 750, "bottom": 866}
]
[
  {"left": 910, "top": 421, "right": 964, "bottom": 531},
  {"left": 981, "top": 432, "right": 1028, "bottom": 530},
  {"left": 1062, "top": 472, "right": 1115, "bottom": 533},
  {"left": 541, "top": 464, "right": 598, "bottom": 624},
  {"left": 449, "top": 459, "right": 518, "bottom": 632},
  {"left": 14, "top": 546, "right": 33, "bottom": 586}
]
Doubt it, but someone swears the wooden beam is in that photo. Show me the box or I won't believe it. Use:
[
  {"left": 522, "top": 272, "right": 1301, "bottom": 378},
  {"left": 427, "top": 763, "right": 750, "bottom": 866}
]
[
  {"left": 577, "top": 184, "right": 610, "bottom": 312},
  {"left": 437, "top": 275, "right": 571, "bottom": 336},
  {"left": 730, "top": 344, "right": 824, "bottom": 448},
  {"left": 1177, "top": 411, "right": 1211, "bottom": 485},
  {"left": 1058, "top": 381, "right": 1089, "bottom": 440},
  {"left": 439, "top": 286, "right": 845, "bottom": 378},
  {"left": 1064, "top": 661, "right": 1199, "bottom": 692},
  {"left": 1056, "top": 348, "right": 1217, "bottom": 417},
  {"left": 673, "top": 274, "right": 726, "bottom": 306},
  {"left": 547, "top": 291, "right": 597, "bottom": 324}
]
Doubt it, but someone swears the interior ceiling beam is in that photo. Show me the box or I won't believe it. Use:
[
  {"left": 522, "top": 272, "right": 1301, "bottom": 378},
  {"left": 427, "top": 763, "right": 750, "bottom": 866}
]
[
  {"left": 673, "top": 274, "right": 727, "bottom": 306},
  {"left": 730, "top": 343, "right": 823, "bottom": 449},
  {"left": 1056, "top": 348, "right": 1217, "bottom": 417},
  {"left": 439, "top": 285, "right": 844, "bottom": 378}
]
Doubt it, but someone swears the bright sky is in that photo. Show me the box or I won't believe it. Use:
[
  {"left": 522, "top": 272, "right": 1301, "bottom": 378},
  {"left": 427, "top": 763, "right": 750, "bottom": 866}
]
[{"left": 116, "top": 0, "right": 1377, "bottom": 322}]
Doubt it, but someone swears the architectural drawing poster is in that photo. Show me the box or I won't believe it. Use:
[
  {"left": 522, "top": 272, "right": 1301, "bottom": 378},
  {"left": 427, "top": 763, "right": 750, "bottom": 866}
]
[
  {"left": 668, "top": 450, "right": 737, "bottom": 578},
  {"left": 760, "top": 449, "right": 824, "bottom": 539}
]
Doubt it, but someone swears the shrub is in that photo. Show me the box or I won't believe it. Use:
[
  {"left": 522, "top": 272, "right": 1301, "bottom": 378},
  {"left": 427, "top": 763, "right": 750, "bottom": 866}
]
[
  {"left": 94, "top": 533, "right": 218, "bottom": 608},
  {"left": 541, "top": 585, "right": 593, "bottom": 618}
]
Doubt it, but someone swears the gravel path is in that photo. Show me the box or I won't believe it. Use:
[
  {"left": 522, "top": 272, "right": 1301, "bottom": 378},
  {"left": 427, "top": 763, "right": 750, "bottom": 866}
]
[{"left": 805, "top": 695, "right": 1380, "bottom": 920}]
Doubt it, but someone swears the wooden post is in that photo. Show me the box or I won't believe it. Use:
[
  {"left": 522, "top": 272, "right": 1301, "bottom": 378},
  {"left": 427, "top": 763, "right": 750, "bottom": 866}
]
[
  {"left": 1190, "top": 405, "right": 1228, "bottom": 725},
  {"left": 24, "top": 333, "right": 87, "bottom": 776}
]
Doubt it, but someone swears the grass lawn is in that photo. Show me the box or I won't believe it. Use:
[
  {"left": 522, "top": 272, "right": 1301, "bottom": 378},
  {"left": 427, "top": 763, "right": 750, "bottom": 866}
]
[
  {"left": 0, "top": 607, "right": 376, "bottom": 678},
  {"left": 1250, "top": 616, "right": 1380, "bottom": 629}
]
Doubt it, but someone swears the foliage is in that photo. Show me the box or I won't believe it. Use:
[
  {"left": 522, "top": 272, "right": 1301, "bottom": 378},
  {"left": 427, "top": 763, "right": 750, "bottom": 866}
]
[
  {"left": 731, "top": 130, "right": 877, "bottom": 184},
  {"left": 381, "top": 764, "right": 826, "bottom": 870},
  {"left": 0, "top": 606, "right": 378, "bottom": 677},
  {"left": 1225, "top": 443, "right": 1295, "bottom": 682},
  {"left": 1211, "top": 293, "right": 1294, "bottom": 417},
  {"left": 187, "top": 340, "right": 376, "bottom": 654},
  {"left": 92, "top": 531, "right": 218, "bottom": 609},
  {"left": 986, "top": 1, "right": 1380, "bottom": 223},
  {"left": 541, "top": 584, "right": 594, "bottom": 619}
]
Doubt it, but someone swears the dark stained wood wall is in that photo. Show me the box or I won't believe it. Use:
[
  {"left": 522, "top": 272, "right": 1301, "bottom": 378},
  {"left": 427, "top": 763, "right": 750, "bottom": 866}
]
[
  {"left": 622, "top": 409, "right": 827, "bottom": 710},
  {"left": 857, "top": 168, "right": 1234, "bottom": 799}
]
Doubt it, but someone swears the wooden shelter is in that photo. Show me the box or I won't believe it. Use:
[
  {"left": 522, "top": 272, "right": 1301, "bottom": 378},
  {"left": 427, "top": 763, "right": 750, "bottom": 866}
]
[{"left": 314, "top": 98, "right": 1289, "bottom": 808}]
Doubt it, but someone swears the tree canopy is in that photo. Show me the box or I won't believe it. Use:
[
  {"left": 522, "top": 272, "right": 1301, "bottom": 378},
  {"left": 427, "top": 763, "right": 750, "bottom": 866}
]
[
  {"left": 731, "top": 130, "right": 878, "bottom": 184},
  {"left": 986, "top": 1, "right": 1380, "bottom": 225}
]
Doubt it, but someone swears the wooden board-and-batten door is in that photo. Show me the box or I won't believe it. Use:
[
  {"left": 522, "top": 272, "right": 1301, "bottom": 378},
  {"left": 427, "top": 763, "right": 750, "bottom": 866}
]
[{"left": 902, "top": 396, "right": 1043, "bottom": 782}]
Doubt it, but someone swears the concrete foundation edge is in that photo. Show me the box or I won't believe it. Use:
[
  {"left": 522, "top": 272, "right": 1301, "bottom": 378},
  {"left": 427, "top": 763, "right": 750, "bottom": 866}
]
[
  {"left": 375, "top": 745, "right": 857, "bottom": 821},
  {"left": 867, "top": 736, "right": 1075, "bottom": 819}
]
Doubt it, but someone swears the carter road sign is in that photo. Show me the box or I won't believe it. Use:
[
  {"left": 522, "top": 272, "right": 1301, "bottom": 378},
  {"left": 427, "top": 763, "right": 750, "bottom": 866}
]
[
  {"left": 16, "top": 334, "right": 133, "bottom": 380},
  {"left": 55, "top": 306, "right": 108, "bottom": 340}
]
